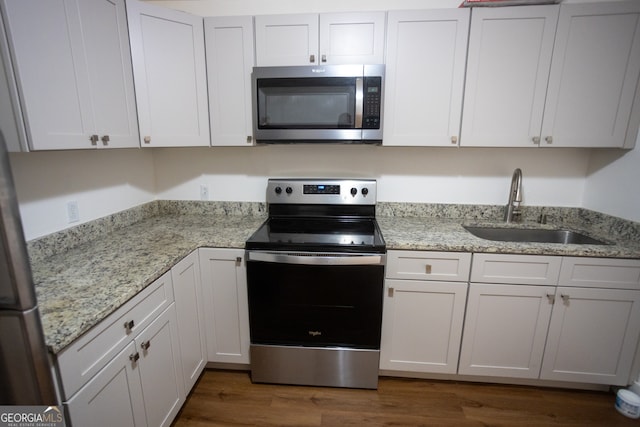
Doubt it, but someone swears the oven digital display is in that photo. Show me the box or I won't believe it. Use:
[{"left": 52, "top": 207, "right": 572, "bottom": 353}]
[{"left": 303, "top": 184, "right": 340, "bottom": 194}]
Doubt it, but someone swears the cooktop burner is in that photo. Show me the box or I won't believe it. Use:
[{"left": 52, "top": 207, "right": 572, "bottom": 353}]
[{"left": 245, "top": 179, "right": 385, "bottom": 253}]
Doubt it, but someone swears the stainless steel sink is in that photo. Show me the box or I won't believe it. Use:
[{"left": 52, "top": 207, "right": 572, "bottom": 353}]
[{"left": 463, "top": 226, "right": 610, "bottom": 245}]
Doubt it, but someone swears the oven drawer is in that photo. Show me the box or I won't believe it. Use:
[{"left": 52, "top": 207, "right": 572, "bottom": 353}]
[{"left": 386, "top": 250, "right": 472, "bottom": 282}]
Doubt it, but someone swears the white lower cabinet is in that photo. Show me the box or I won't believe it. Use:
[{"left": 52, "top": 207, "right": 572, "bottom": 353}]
[
  {"left": 199, "top": 248, "right": 250, "bottom": 364},
  {"left": 540, "top": 286, "right": 640, "bottom": 385},
  {"left": 60, "top": 259, "right": 197, "bottom": 427},
  {"left": 171, "top": 251, "right": 206, "bottom": 394},
  {"left": 65, "top": 304, "right": 184, "bottom": 427},
  {"left": 459, "top": 254, "right": 640, "bottom": 386},
  {"left": 380, "top": 251, "right": 470, "bottom": 373},
  {"left": 135, "top": 304, "right": 184, "bottom": 427},
  {"left": 65, "top": 342, "right": 146, "bottom": 427},
  {"left": 458, "top": 283, "right": 554, "bottom": 379}
]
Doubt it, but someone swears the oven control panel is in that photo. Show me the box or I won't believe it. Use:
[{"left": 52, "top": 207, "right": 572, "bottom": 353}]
[{"left": 267, "top": 179, "right": 376, "bottom": 205}]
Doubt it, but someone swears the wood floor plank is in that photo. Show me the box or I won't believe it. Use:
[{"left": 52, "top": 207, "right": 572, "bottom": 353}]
[{"left": 172, "top": 370, "right": 638, "bottom": 427}]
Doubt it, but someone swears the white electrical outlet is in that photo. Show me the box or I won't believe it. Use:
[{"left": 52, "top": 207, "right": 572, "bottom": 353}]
[
  {"left": 67, "top": 201, "right": 79, "bottom": 223},
  {"left": 200, "top": 184, "right": 209, "bottom": 201}
]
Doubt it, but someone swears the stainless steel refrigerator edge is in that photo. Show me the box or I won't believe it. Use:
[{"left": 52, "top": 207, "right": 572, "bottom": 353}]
[{"left": 0, "top": 130, "right": 57, "bottom": 404}]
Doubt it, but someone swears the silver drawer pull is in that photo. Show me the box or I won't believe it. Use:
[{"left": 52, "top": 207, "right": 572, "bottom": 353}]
[
  {"left": 425, "top": 264, "right": 432, "bottom": 274},
  {"left": 124, "top": 320, "right": 134, "bottom": 331},
  {"left": 141, "top": 340, "right": 151, "bottom": 351},
  {"left": 129, "top": 352, "right": 140, "bottom": 363}
]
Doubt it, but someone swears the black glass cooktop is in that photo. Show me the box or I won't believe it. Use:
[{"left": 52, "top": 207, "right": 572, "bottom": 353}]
[{"left": 245, "top": 217, "right": 386, "bottom": 253}]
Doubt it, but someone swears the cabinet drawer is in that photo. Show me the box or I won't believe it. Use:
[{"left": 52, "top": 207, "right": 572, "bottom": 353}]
[
  {"left": 57, "top": 271, "right": 174, "bottom": 399},
  {"left": 471, "top": 254, "right": 561, "bottom": 285},
  {"left": 559, "top": 257, "right": 640, "bottom": 289},
  {"left": 386, "top": 251, "right": 471, "bottom": 282}
]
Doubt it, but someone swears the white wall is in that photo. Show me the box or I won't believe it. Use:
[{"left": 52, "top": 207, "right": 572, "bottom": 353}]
[
  {"left": 583, "top": 132, "right": 640, "bottom": 222},
  {"left": 7, "top": 0, "right": 638, "bottom": 242},
  {"left": 153, "top": 145, "right": 590, "bottom": 206},
  {"left": 9, "top": 149, "right": 156, "bottom": 240}
]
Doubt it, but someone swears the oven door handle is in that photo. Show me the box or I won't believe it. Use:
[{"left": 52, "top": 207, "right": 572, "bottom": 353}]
[{"left": 247, "top": 251, "right": 385, "bottom": 266}]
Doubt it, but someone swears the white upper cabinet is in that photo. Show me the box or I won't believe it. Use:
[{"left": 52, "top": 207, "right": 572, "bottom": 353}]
[
  {"left": 318, "top": 12, "right": 386, "bottom": 65},
  {"left": 255, "top": 14, "right": 318, "bottom": 66},
  {"left": 0, "top": 12, "right": 26, "bottom": 152},
  {"left": 461, "top": 1, "right": 640, "bottom": 148},
  {"left": 255, "top": 12, "right": 385, "bottom": 66},
  {"left": 383, "top": 9, "right": 469, "bottom": 146},
  {"left": 540, "top": 1, "right": 640, "bottom": 148},
  {"left": 1, "top": 0, "right": 139, "bottom": 150},
  {"left": 205, "top": 16, "right": 255, "bottom": 146},
  {"left": 127, "top": 0, "right": 210, "bottom": 147},
  {"left": 461, "top": 5, "right": 559, "bottom": 147}
]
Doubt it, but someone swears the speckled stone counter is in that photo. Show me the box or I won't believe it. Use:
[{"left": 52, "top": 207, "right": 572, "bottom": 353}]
[
  {"left": 29, "top": 200, "right": 640, "bottom": 354},
  {"left": 30, "top": 202, "right": 266, "bottom": 354},
  {"left": 376, "top": 202, "right": 640, "bottom": 258}
]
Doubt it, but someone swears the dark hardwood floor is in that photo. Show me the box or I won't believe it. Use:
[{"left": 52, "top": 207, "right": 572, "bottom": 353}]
[{"left": 172, "top": 369, "right": 638, "bottom": 426}]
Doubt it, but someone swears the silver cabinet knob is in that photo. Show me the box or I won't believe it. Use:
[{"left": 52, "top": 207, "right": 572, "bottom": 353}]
[
  {"left": 143, "top": 136, "right": 151, "bottom": 144},
  {"left": 545, "top": 136, "right": 553, "bottom": 144},
  {"left": 451, "top": 136, "right": 458, "bottom": 145},
  {"left": 246, "top": 135, "right": 252, "bottom": 144},
  {"left": 141, "top": 340, "right": 151, "bottom": 351},
  {"left": 309, "top": 54, "right": 315, "bottom": 63},
  {"left": 321, "top": 54, "right": 327, "bottom": 63},
  {"left": 101, "top": 135, "right": 110, "bottom": 145},
  {"left": 90, "top": 134, "right": 99, "bottom": 145},
  {"left": 532, "top": 136, "right": 540, "bottom": 144}
]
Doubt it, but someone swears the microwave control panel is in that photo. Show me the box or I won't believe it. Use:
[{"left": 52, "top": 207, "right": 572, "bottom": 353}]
[{"left": 363, "top": 77, "right": 382, "bottom": 129}]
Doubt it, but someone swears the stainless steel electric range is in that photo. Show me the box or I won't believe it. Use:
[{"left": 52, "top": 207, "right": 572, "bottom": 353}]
[{"left": 245, "top": 178, "right": 386, "bottom": 389}]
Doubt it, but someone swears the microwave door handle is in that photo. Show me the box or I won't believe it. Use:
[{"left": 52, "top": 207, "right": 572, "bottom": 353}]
[{"left": 355, "top": 77, "right": 363, "bottom": 129}]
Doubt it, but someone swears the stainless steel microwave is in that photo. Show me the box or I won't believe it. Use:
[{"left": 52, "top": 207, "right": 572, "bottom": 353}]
[{"left": 252, "top": 64, "right": 384, "bottom": 144}]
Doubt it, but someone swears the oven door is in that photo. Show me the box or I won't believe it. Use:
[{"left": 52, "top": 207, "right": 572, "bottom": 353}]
[{"left": 246, "top": 251, "right": 385, "bottom": 349}]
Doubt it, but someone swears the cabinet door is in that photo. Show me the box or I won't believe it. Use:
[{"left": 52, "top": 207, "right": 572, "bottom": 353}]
[
  {"left": 1, "top": 0, "right": 138, "bottom": 150},
  {"left": 458, "top": 283, "right": 554, "bottom": 379},
  {"left": 319, "top": 12, "right": 386, "bottom": 65},
  {"left": 65, "top": 342, "right": 147, "bottom": 427},
  {"left": 199, "top": 248, "right": 250, "bottom": 364},
  {"left": 2, "top": 0, "right": 95, "bottom": 150},
  {"left": 460, "top": 6, "right": 559, "bottom": 147},
  {"left": 0, "top": 12, "right": 27, "bottom": 152},
  {"left": 78, "top": 0, "right": 139, "bottom": 149},
  {"left": 171, "top": 251, "right": 206, "bottom": 394},
  {"left": 384, "top": 9, "right": 469, "bottom": 146},
  {"left": 255, "top": 14, "right": 318, "bottom": 66},
  {"left": 541, "top": 287, "right": 640, "bottom": 385},
  {"left": 540, "top": 1, "right": 640, "bottom": 148},
  {"left": 136, "top": 304, "right": 185, "bottom": 427},
  {"left": 380, "top": 279, "right": 467, "bottom": 374},
  {"left": 205, "top": 16, "right": 255, "bottom": 146},
  {"left": 127, "top": 0, "right": 210, "bottom": 147}
]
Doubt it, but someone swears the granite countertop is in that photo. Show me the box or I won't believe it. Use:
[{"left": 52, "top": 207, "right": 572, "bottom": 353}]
[
  {"left": 33, "top": 213, "right": 266, "bottom": 354},
  {"left": 377, "top": 217, "right": 640, "bottom": 258},
  {"left": 31, "top": 201, "right": 640, "bottom": 354}
]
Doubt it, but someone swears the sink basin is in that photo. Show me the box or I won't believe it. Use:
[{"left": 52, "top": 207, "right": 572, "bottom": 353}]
[{"left": 463, "top": 226, "right": 610, "bottom": 245}]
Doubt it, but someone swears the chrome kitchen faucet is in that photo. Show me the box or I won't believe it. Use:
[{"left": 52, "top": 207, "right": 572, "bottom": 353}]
[{"left": 504, "top": 168, "right": 522, "bottom": 223}]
